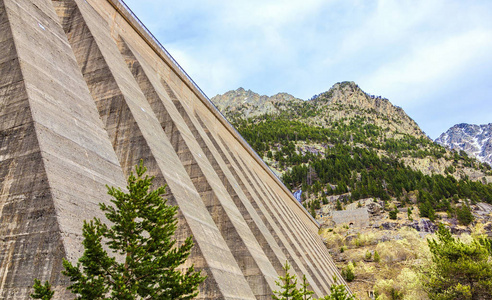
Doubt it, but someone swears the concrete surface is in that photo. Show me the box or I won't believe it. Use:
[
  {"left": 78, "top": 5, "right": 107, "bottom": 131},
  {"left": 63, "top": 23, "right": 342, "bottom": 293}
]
[{"left": 0, "top": 0, "right": 347, "bottom": 298}]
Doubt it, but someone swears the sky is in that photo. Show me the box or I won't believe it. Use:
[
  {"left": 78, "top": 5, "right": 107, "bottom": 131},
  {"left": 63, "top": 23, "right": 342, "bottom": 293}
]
[{"left": 123, "top": 0, "right": 492, "bottom": 139}]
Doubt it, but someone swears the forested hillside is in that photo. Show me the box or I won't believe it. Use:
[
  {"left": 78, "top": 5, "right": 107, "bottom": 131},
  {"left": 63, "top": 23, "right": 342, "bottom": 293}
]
[
  {"left": 212, "top": 82, "right": 492, "bottom": 299},
  {"left": 213, "top": 82, "right": 492, "bottom": 218}
]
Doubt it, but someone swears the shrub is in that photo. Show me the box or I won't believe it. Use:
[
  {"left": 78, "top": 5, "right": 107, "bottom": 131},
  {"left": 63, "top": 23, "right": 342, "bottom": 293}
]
[
  {"left": 341, "top": 263, "right": 355, "bottom": 282},
  {"left": 374, "top": 251, "right": 380, "bottom": 263},
  {"left": 389, "top": 208, "right": 398, "bottom": 220},
  {"left": 375, "top": 238, "right": 417, "bottom": 263},
  {"left": 456, "top": 204, "right": 474, "bottom": 226}
]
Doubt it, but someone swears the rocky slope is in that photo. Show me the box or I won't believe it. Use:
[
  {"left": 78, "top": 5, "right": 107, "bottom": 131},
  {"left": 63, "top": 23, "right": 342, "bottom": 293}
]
[
  {"left": 318, "top": 197, "right": 492, "bottom": 299},
  {"left": 212, "top": 87, "right": 303, "bottom": 118},
  {"left": 212, "top": 82, "right": 491, "bottom": 181},
  {"left": 309, "top": 82, "right": 425, "bottom": 138},
  {"left": 213, "top": 82, "right": 425, "bottom": 139},
  {"left": 436, "top": 123, "right": 492, "bottom": 167},
  {"left": 212, "top": 82, "right": 492, "bottom": 299}
]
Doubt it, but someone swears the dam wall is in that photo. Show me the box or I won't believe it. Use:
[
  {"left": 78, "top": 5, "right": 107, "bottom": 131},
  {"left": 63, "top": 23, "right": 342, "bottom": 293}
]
[{"left": 0, "top": 0, "right": 346, "bottom": 298}]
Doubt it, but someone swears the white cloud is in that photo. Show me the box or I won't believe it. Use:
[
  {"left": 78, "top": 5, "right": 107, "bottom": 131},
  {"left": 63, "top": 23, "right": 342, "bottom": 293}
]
[
  {"left": 361, "top": 29, "right": 492, "bottom": 104},
  {"left": 123, "top": 0, "right": 492, "bottom": 136}
]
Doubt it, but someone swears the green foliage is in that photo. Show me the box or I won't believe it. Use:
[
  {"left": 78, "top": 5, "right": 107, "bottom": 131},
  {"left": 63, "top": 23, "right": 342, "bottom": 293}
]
[
  {"left": 478, "top": 235, "right": 492, "bottom": 255},
  {"left": 323, "top": 277, "right": 356, "bottom": 300},
  {"left": 272, "top": 262, "right": 355, "bottom": 300},
  {"left": 341, "top": 264, "right": 355, "bottom": 282},
  {"left": 300, "top": 275, "right": 315, "bottom": 300},
  {"left": 419, "top": 201, "right": 436, "bottom": 221},
  {"left": 61, "top": 161, "right": 206, "bottom": 299},
  {"left": 444, "top": 165, "right": 455, "bottom": 175},
  {"left": 422, "top": 224, "right": 492, "bottom": 299},
  {"left": 280, "top": 143, "right": 492, "bottom": 213},
  {"left": 336, "top": 199, "right": 343, "bottom": 211},
  {"left": 373, "top": 251, "right": 380, "bottom": 263},
  {"left": 456, "top": 204, "right": 474, "bottom": 226},
  {"left": 310, "top": 206, "right": 316, "bottom": 218},
  {"left": 30, "top": 279, "right": 54, "bottom": 300},
  {"left": 232, "top": 109, "right": 492, "bottom": 217},
  {"left": 390, "top": 287, "right": 403, "bottom": 300},
  {"left": 389, "top": 207, "right": 398, "bottom": 220},
  {"left": 273, "top": 262, "right": 300, "bottom": 300}
]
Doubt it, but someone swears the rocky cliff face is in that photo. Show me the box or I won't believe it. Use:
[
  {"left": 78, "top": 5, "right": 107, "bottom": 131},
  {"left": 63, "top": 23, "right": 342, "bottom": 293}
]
[
  {"left": 212, "top": 82, "right": 426, "bottom": 139},
  {"left": 436, "top": 123, "right": 492, "bottom": 166},
  {"left": 212, "top": 87, "right": 303, "bottom": 118},
  {"left": 212, "top": 82, "right": 492, "bottom": 182},
  {"left": 312, "top": 82, "right": 425, "bottom": 138}
]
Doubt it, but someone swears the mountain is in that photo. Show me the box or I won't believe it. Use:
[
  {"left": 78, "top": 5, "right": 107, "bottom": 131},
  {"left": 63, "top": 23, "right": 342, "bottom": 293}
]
[
  {"left": 435, "top": 123, "right": 492, "bottom": 167},
  {"left": 212, "top": 87, "right": 303, "bottom": 118},
  {"left": 212, "top": 82, "right": 492, "bottom": 299},
  {"left": 213, "top": 82, "right": 424, "bottom": 138},
  {"left": 212, "top": 82, "right": 492, "bottom": 203}
]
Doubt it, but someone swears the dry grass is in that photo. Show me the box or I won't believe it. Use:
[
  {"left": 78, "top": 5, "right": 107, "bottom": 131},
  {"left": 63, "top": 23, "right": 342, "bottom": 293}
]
[
  {"left": 320, "top": 200, "right": 490, "bottom": 300},
  {"left": 373, "top": 267, "right": 427, "bottom": 300},
  {"left": 322, "top": 225, "right": 432, "bottom": 300}
]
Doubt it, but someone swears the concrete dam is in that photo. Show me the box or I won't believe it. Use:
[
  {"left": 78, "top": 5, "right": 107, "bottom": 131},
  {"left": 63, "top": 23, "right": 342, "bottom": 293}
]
[{"left": 0, "top": 0, "right": 346, "bottom": 298}]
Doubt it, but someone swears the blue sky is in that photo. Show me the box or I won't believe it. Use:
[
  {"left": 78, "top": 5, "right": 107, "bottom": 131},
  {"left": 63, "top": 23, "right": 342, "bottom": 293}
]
[{"left": 123, "top": 0, "right": 492, "bottom": 139}]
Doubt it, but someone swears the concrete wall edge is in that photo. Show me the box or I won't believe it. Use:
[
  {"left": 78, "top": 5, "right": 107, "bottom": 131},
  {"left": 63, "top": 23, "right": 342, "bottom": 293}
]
[{"left": 104, "top": 0, "right": 319, "bottom": 229}]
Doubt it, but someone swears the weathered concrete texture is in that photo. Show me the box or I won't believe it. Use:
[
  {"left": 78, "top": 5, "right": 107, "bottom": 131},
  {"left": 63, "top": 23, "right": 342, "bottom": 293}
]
[
  {"left": 0, "top": 0, "right": 348, "bottom": 299},
  {"left": 0, "top": 0, "right": 126, "bottom": 298}
]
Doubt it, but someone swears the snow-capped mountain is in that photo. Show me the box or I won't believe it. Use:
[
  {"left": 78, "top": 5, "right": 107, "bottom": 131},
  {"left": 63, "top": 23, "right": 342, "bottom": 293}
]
[{"left": 435, "top": 123, "right": 492, "bottom": 166}]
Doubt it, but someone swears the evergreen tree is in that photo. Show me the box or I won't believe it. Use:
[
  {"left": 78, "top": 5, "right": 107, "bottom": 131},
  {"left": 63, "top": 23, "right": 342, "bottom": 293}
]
[
  {"left": 272, "top": 263, "right": 354, "bottom": 300},
  {"left": 30, "top": 279, "right": 54, "bottom": 300},
  {"left": 36, "top": 161, "right": 206, "bottom": 299},
  {"left": 456, "top": 204, "right": 474, "bottom": 226},
  {"left": 299, "top": 275, "right": 314, "bottom": 300},
  {"left": 373, "top": 251, "right": 380, "bottom": 263},
  {"left": 341, "top": 265, "right": 354, "bottom": 283},
  {"left": 323, "top": 277, "right": 356, "bottom": 300},
  {"left": 336, "top": 200, "right": 343, "bottom": 211},
  {"left": 389, "top": 207, "right": 398, "bottom": 220},
  {"left": 273, "top": 262, "right": 301, "bottom": 300},
  {"left": 419, "top": 201, "right": 436, "bottom": 221},
  {"left": 422, "top": 224, "right": 492, "bottom": 299},
  {"left": 310, "top": 206, "right": 316, "bottom": 218}
]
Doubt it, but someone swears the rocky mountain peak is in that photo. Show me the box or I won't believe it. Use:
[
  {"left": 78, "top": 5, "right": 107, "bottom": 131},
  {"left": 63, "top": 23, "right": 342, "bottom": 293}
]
[
  {"left": 313, "top": 82, "right": 426, "bottom": 138},
  {"left": 211, "top": 82, "right": 426, "bottom": 138},
  {"left": 211, "top": 88, "right": 302, "bottom": 118},
  {"left": 435, "top": 123, "right": 492, "bottom": 166}
]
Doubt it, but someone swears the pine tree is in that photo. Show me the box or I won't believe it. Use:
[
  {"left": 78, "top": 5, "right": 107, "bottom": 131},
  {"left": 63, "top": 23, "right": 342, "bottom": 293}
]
[
  {"left": 373, "top": 251, "right": 380, "bottom": 263},
  {"left": 419, "top": 200, "right": 436, "bottom": 222},
  {"left": 37, "top": 161, "right": 206, "bottom": 299},
  {"left": 273, "top": 262, "right": 301, "bottom": 300},
  {"left": 336, "top": 199, "right": 343, "bottom": 211},
  {"left": 323, "top": 277, "right": 355, "bottom": 300},
  {"left": 456, "top": 204, "right": 474, "bottom": 226},
  {"left": 30, "top": 279, "right": 54, "bottom": 300},
  {"left": 389, "top": 207, "right": 398, "bottom": 220},
  {"left": 341, "top": 264, "right": 354, "bottom": 282},
  {"left": 422, "top": 224, "right": 492, "bottom": 299},
  {"left": 299, "top": 275, "right": 314, "bottom": 300}
]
